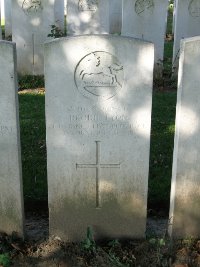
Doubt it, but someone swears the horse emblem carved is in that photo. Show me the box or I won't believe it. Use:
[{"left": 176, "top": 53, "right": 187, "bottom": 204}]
[
  {"left": 74, "top": 51, "right": 124, "bottom": 100},
  {"left": 22, "top": 0, "right": 43, "bottom": 15}
]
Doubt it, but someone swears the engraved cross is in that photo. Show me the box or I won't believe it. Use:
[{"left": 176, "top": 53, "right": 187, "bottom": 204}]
[{"left": 76, "top": 141, "right": 120, "bottom": 208}]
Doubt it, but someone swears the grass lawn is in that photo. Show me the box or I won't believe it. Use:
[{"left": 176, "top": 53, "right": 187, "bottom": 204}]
[
  {"left": 18, "top": 91, "right": 47, "bottom": 202},
  {"left": 148, "top": 91, "right": 177, "bottom": 212},
  {"left": 1, "top": 18, "right": 5, "bottom": 26}
]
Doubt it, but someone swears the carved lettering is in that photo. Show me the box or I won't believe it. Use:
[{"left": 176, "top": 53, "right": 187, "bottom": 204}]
[{"left": 48, "top": 121, "right": 134, "bottom": 137}]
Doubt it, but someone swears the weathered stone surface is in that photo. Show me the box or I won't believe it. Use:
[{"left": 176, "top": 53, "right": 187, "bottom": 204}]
[
  {"left": 4, "top": 0, "right": 12, "bottom": 38},
  {"left": 0, "top": 0, "right": 2, "bottom": 40},
  {"left": 54, "top": 0, "right": 65, "bottom": 31},
  {"left": 0, "top": 41, "right": 24, "bottom": 237},
  {"left": 67, "top": 0, "right": 109, "bottom": 35},
  {"left": 121, "top": 0, "right": 168, "bottom": 76},
  {"left": 12, "top": 0, "right": 55, "bottom": 74},
  {"left": 45, "top": 35, "right": 154, "bottom": 241},
  {"left": 172, "top": 0, "right": 200, "bottom": 75},
  {"left": 109, "top": 0, "right": 122, "bottom": 34},
  {"left": 169, "top": 36, "right": 200, "bottom": 238}
]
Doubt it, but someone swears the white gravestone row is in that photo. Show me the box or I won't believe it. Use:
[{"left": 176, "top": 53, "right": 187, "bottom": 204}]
[
  {"left": 0, "top": 35, "right": 154, "bottom": 240},
  {"left": 2, "top": 34, "right": 200, "bottom": 241},
  {"left": 10, "top": 0, "right": 171, "bottom": 74},
  {"left": 0, "top": 41, "right": 24, "bottom": 237},
  {"left": 172, "top": 0, "right": 200, "bottom": 74},
  {"left": 169, "top": 36, "right": 200, "bottom": 238},
  {"left": 121, "top": 0, "right": 168, "bottom": 77},
  {"left": 4, "top": 0, "right": 64, "bottom": 39},
  {"left": 12, "top": 0, "right": 55, "bottom": 75},
  {"left": 67, "top": 0, "right": 109, "bottom": 35},
  {"left": 45, "top": 35, "right": 154, "bottom": 241}
]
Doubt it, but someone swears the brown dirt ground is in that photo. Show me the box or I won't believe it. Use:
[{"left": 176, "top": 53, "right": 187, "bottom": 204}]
[{"left": 1, "top": 211, "right": 200, "bottom": 267}]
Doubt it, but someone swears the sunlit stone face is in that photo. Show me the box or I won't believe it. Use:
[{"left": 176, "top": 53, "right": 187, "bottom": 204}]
[
  {"left": 45, "top": 35, "right": 154, "bottom": 242},
  {"left": 0, "top": 41, "right": 24, "bottom": 237},
  {"left": 169, "top": 37, "right": 200, "bottom": 238},
  {"left": 67, "top": 0, "right": 109, "bottom": 35},
  {"left": 12, "top": 0, "right": 55, "bottom": 74},
  {"left": 122, "top": 0, "right": 168, "bottom": 78}
]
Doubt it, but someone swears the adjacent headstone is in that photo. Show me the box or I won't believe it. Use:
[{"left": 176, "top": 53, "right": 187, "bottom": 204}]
[
  {"left": 121, "top": 0, "right": 168, "bottom": 76},
  {"left": 4, "top": 0, "right": 12, "bottom": 39},
  {"left": 172, "top": 0, "right": 177, "bottom": 35},
  {"left": 0, "top": 0, "right": 2, "bottom": 40},
  {"left": 45, "top": 35, "right": 154, "bottom": 241},
  {"left": 169, "top": 36, "right": 200, "bottom": 238},
  {"left": 64, "top": 0, "right": 67, "bottom": 15},
  {"left": 0, "top": 41, "right": 24, "bottom": 237},
  {"left": 12, "top": 0, "right": 55, "bottom": 75},
  {"left": 54, "top": 0, "right": 64, "bottom": 31},
  {"left": 172, "top": 0, "right": 200, "bottom": 74},
  {"left": 109, "top": 0, "right": 122, "bottom": 34},
  {"left": 67, "top": 0, "right": 109, "bottom": 35}
]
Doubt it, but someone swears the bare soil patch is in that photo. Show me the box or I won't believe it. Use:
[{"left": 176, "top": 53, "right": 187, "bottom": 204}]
[{"left": 1, "top": 212, "right": 200, "bottom": 267}]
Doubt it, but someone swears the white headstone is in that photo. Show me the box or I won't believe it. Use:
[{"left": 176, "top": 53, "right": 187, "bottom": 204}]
[
  {"left": 172, "top": 0, "right": 177, "bottom": 35},
  {"left": 12, "top": 0, "right": 55, "bottom": 75},
  {"left": 4, "top": 0, "right": 12, "bottom": 39},
  {"left": 64, "top": 0, "right": 67, "bottom": 15},
  {"left": 121, "top": 0, "right": 168, "bottom": 76},
  {"left": 169, "top": 36, "right": 200, "bottom": 238},
  {"left": 0, "top": 41, "right": 24, "bottom": 237},
  {"left": 45, "top": 35, "right": 154, "bottom": 241},
  {"left": 67, "top": 0, "right": 109, "bottom": 35},
  {"left": 0, "top": 0, "right": 2, "bottom": 40},
  {"left": 54, "top": 0, "right": 64, "bottom": 31},
  {"left": 109, "top": 0, "right": 122, "bottom": 34},
  {"left": 172, "top": 0, "right": 200, "bottom": 74}
]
